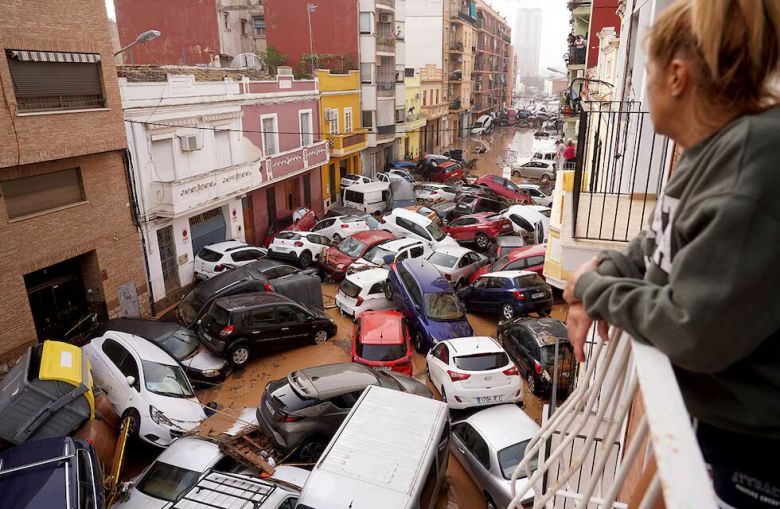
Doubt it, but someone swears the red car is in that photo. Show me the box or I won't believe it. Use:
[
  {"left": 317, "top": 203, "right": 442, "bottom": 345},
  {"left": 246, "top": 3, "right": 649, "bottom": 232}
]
[
  {"left": 318, "top": 230, "right": 395, "bottom": 281},
  {"left": 469, "top": 243, "right": 547, "bottom": 283},
  {"left": 430, "top": 161, "right": 465, "bottom": 183},
  {"left": 474, "top": 175, "right": 532, "bottom": 204},
  {"left": 262, "top": 207, "right": 317, "bottom": 247},
  {"left": 351, "top": 310, "right": 413, "bottom": 376},
  {"left": 443, "top": 212, "right": 514, "bottom": 250}
]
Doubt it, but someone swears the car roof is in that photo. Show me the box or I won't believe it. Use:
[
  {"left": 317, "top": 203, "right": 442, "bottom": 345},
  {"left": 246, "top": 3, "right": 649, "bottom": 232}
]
[
  {"left": 443, "top": 336, "right": 503, "bottom": 355},
  {"left": 291, "top": 363, "right": 379, "bottom": 399},
  {"left": 379, "top": 238, "right": 424, "bottom": 251},
  {"left": 507, "top": 243, "right": 547, "bottom": 260},
  {"left": 95, "top": 317, "right": 180, "bottom": 342},
  {"left": 513, "top": 318, "right": 568, "bottom": 344},
  {"left": 459, "top": 212, "right": 495, "bottom": 221},
  {"left": 155, "top": 437, "right": 222, "bottom": 470},
  {"left": 434, "top": 245, "right": 473, "bottom": 257},
  {"left": 102, "top": 331, "right": 179, "bottom": 365},
  {"left": 202, "top": 240, "right": 247, "bottom": 253},
  {"left": 390, "top": 207, "right": 433, "bottom": 225},
  {"left": 484, "top": 270, "right": 538, "bottom": 279},
  {"left": 346, "top": 267, "right": 390, "bottom": 285},
  {"left": 461, "top": 404, "right": 540, "bottom": 452},
  {"left": 352, "top": 230, "right": 395, "bottom": 243},
  {"left": 326, "top": 205, "right": 363, "bottom": 217},
  {"left": 345, "top": 181, "right": 391, "bottom": 192},
  {"left": 214, "top": 292, "right": 292, "bottom": 309},
  {"left": 398, "top": 259, "right": 451, "bottom": 293},
  {"left": 517, "top": 183, "right": 541, "bottom": 190},
  {"left": 359, "top": 311, "right": 404, "bottom": 344}
]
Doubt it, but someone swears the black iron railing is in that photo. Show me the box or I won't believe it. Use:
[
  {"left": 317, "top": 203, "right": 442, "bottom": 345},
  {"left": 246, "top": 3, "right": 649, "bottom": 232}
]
[{"left": 571, "top": 101, "right": 671, "bottom": 241}]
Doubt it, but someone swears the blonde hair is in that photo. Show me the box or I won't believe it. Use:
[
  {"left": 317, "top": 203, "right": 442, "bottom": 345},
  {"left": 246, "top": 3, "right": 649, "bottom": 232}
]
[{"left": 648, "top": 0, "right": 780, "bottom": 113}]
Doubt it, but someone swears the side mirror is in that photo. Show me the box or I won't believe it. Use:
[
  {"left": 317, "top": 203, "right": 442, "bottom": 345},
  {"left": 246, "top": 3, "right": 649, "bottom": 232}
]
[{"left": 126, "top": 375, "right": 136, "bottom": 387}]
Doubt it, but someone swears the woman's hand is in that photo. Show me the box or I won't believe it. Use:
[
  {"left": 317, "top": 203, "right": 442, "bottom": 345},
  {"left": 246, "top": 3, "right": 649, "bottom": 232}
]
[
  {"left": 567, "top": 302, "right": 610, "bottom": 362},
  {"left": 564, "top": 256, "right": 600, "bottom": 304}
]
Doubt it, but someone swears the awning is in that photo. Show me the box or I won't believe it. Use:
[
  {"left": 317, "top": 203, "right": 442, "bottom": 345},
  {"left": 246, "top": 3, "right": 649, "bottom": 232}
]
[{"left": 7, "top": 50, "right": 101, "bottom": 63}]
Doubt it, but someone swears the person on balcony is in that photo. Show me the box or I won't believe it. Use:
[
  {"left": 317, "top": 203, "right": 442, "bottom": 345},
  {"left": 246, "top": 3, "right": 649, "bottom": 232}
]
[
  {"left": 564, "top": 1, "right": 780, "bottom": 507},
  {"left": 563, "top": 140, "right": 576, "bottom": 163}
]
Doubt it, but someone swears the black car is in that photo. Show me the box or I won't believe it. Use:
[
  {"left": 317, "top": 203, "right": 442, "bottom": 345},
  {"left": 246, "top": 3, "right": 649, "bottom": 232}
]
[
  {"left": 94, "top": 318, "right": 230, "bottom": 384},
  {"left": 450, "top": 195, "right": 504, "bottom": 219},
  {"left": 498, "top": 318, "right": 575, "bottom": 396},
  {"left": 177, "top": 259, "right": 321, "bottom": 327},
  {"left": 198, "top": 293, "right": 337, "bottom": 367}
]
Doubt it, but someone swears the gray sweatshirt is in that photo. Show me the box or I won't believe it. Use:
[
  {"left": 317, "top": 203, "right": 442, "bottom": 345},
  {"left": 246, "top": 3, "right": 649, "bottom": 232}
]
[{"left": 574, "top": 106, "right": 780, "bottom": 438}]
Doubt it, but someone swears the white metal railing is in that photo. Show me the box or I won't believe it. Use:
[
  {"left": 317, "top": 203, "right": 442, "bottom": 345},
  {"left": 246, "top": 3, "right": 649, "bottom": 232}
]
[{"left": 508, "top": 328, "right": 719, "bottom": 509}]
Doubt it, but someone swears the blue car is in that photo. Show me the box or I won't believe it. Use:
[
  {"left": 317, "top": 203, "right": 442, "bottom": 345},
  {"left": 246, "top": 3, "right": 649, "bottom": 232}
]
[
  {"left": 390, "top": 160, "right": 417, "bottom": 170},
  {"left": 458, "top": 270, "right": 554, "bottom": 321},
  {"left": 385, "top": 259, "right": 474, "bottom": 352}
]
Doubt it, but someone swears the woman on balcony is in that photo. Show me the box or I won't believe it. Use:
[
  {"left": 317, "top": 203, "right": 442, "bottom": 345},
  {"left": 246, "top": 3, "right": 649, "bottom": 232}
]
[{"left": 563, "top": 1, "right": 780, "bottom": 507}]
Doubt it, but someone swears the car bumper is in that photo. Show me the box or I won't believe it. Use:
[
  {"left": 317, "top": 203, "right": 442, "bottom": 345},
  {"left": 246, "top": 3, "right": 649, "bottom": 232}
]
[
  {"left": 446, "top": 381, "right": 523, "bottom": 410},
  {"left": 138, "top": 416, "right": 201, "bottom": 447},
  {"left": 318, "top": 262, "right": 347, "bottom": 281},
  {"left": 255, "top": 405, "right": 307, "bottom": 453},
  {"left": 268, "top": 249, "right": 300, "bottom": 262},
  {"left": 185, "top": 364, "right": 231, "bottom": 385},
  {"left": 512, "top": 297, "right": 554, "bottom": 316},
  {"left": 198, "top": 329, "right": 228, "bottom": 355}
]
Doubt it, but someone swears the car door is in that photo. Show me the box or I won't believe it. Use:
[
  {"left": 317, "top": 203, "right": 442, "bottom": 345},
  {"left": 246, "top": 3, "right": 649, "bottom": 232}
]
[
  {"left": 502, "top": 327, "right": 526, "bottom": 371},
  {"left": 97, "top": 338, "right": 140, "bottom": 413},
  {"left": 311, "top": 218, "right": 336, "bottom": 238},
  {"left": 243, "top": 306, "right": 280, "bottom": 351},
  {"left": 276, "top": 304, "right": 313, "bottom": 345},
  {"left": 465, "top": 276, "right": 489, "bottom": 310},
  {"left": 231, "top": 249, "right": 265, "bottom": 267},
  {"left": 517, "top": 328, "right": 539, "bottom": 373},
  {"left": 446, "top": 217, "right": 476, "bottom": 242},
  {"left": 451, "top": 423, "right": 487, "bottom": 484},
  {"left": 305, "top": 234, "right": 330, "bottom": 259},
  {"left": 486, "top": 276, "right": 512, "bottom": 306},
  {"left": 428, "top": 343, "right": 450, "bottom": 389}
]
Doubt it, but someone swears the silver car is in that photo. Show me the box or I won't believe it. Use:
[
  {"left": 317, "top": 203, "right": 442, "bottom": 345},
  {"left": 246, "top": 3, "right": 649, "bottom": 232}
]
[
  {"left": 450, "top": 404, "right": 540, "bottom": 509},
  {"left": 511, "top": 160, "right": 557, "bottom": 184}
]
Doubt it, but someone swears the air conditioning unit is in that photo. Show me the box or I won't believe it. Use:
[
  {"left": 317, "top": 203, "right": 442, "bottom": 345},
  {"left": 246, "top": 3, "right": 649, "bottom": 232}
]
[
  {"left": 179, "top": 134, "right": 202, "bottom": 151},
  {"left": 326, "top": 109, "right": 338, "bottom": 121},
  {"left": 379, "top": 13, "right": 392, "bottom": 23}
]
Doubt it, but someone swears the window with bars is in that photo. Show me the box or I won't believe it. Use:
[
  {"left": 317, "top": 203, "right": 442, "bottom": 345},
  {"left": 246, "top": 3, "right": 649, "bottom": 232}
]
[{"left": 261, "top": 116, "right": 278, "bottom": 155}]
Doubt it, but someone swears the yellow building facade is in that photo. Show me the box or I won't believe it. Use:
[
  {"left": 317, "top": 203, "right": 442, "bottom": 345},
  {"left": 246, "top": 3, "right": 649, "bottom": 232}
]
[
  {"left": 401, "top": 75, "right": 426, "bottom": 160},
  {"left": 317, "top": 69, "right": 368, "bottom": 209}
]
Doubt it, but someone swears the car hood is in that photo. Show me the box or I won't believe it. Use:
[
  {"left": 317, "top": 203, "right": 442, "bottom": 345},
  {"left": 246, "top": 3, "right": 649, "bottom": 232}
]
[
  {"left": 384, "top": 372, "right": 434, "bottom": 398},
  {"left": 437, "top": 235, "right": 459, "bottom": 247},
  {"left": 146, "top": 393, "right": 207, "bottom": 428},
  {"left": 426, "top": 318, "right": 474, "bottom": 341},
  {"left": 322, "top": 247, "right": 355, "bottom": 266},
  {"left": 180, "top": 347, "right": 228, "bottom": 373}
]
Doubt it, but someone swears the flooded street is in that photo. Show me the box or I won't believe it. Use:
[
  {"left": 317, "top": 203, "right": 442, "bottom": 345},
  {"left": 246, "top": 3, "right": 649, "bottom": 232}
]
[{"left": 449, "top": 126, "right": 539, "bottom": 179}]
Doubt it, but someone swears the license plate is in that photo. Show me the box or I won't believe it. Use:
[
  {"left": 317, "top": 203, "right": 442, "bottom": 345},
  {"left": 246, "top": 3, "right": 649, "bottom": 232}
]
[
  {"left": 276, "top": 247, "right": 290, "bottom": 252},
  {"left": 477, "top": 395, "right": 502, "bottom": 404},
  {"left": 560, "top": 372, "right": 570, "bottom": 378},
  {"left": 532, "top": 292, "right": 545, "bottom": 299},
  {"left": 376, "top": 366, "right": 391, "bottom": 372}
]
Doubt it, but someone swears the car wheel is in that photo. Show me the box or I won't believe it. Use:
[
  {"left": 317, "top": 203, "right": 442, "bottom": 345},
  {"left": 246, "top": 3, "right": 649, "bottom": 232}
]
[
  {"left": 313, "top": 330, "right": 328, "bottom": 344},
  {"left": 384, "top": 282, "right": 394, "bottom": 300},
  {"left": 512, "top": 170, "right": 521, "bottom": 178},
  {"left": 299, "top": 251, "right": 312, "bottom": 268},
  {"left": 298, "top": 439, "right": 327, "bottom": 463},
  {"left": 527, "top": 372, "right": 538, "bottom": 395},
  {"left": 332, "top": 233, "right": 342, "bottom": 243},
  {"left": 538, "top": 309, "right": 551, "bottom": 317},
  {"left": 414, "top": 330, "right": 427, "bottom": 353},
  {"left": 485, "top": 495, "right": 498, "bottom": 509},
  {"left": 501, "top": 303, "right": 515, "bottom": 320},
  {"left": 121, "top": 408, "right": 141, "bottom": 438},
  {"left": 229, "top": 344, "right": 252, "bottom": 368},
  {"left": 542, "top": 174, "right": 551, "bottom": 184},
  {"left": 455, "top": 279, "right": 465, "bottom": 291},
  {"left": 475, "top": 232, "right": 490, "bottom": 249}
]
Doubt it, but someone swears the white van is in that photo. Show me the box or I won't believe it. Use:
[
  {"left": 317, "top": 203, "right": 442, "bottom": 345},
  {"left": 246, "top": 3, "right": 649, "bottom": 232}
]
[
  {"left": 343, "top": 182, "right": 394, "bottom": 215},
  {"left": 471, "top": 114, "right": 494, "bottom": 135},
  {"left": 296, "top": 386, "right": 450, "bottom": 509}
]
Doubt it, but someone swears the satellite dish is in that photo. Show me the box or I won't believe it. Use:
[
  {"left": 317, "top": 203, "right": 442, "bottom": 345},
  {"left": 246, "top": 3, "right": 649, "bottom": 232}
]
[{"left": 230, "top": 53, "right": 265, "bottom": 70}]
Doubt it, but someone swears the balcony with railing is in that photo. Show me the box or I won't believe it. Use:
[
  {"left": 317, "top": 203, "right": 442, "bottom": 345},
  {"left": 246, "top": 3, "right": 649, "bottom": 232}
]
[
  {"left": 323, "top": 128, "right": 368, "bottom": 157},
  {"left": 376, "top": 61, "right": 396, "bottom": 97},
  {"left": 449, "top": 40, "right": 465, "bottom": 52},
  {"left": 568, "top": 46, "right": 587, "bottom": 67}
]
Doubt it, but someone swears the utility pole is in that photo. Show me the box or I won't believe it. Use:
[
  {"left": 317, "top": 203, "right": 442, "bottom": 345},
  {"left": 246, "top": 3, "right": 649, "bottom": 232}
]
[{"left": 307, "top": 3, "right": 317, "bottom": 76}]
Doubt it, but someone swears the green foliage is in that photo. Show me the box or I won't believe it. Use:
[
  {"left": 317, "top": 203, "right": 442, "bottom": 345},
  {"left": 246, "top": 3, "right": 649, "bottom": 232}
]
[{"left": 258, "top": 45, "right": 288, "bottom": 74}]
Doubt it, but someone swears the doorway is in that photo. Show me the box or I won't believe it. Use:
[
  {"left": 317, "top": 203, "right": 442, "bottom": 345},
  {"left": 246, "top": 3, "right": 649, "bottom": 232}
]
[{"left": 156, "top": 225, "right": 181, "bottom": 295}]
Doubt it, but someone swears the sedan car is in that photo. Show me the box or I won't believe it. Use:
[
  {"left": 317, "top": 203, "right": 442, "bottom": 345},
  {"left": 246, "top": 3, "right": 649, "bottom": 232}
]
[
  {"left": 414, "top": 183, "right": 459, "bottom": 203},
  {"left": 451, "top": 405, "right": 539, "bottom": 509},
  {"left": 380, "top": 208, "right": 458, "bottom": 249},
  {"left": 193, "top": 241, "right": 266, "bottom": 280},
  {"left": 474, "top": 175, "right": 532, "bottom": 205},
  {"left": 84, "top": 331, "right": 207, "bottom": 447},
  {"left": 267, "top": 231, "right": 331, "bottom": 268},
  {"left": 426, "top": 336, "right": 522, "bottom": 410},
  {"left": 385, "top": 259, "right": 474, "bottom": 352},
  {"left": 94, "top": 318, "right": 228, "bottom": 385},
  {"left": 425, "top": 247, "right": 488, "bottom": 289},
  {"left": 256, "top": 363, "right": 432, "bottom": 462},
  {"left": 310, "top": 215, "right": 370, "bottom": 242},
  {"left": 263, "top": 207, "right": 317, "bottom": 247},
  {"left": 352, "top": 310, "right": 413, "bottom": 376},
  {"left": 444, "top": 213, "right": 514, "bottom": 250},
  {"left": 511, "top": 159, "right": 556, "bottom": 184},
  {"left": 318, "top": 230, "right": 396, "bottom": 281},
  {"left": 340, "top": 174, "right": 373, "bottom": 188},
  {"left": 498, "top": 318, "right": 575, "bottom": 396},
  {"left": 459, "top": 271, "right": 553, "bottom": 321},
  {"left": 471, "top": 244, "right": 547, "bottom": 283}
]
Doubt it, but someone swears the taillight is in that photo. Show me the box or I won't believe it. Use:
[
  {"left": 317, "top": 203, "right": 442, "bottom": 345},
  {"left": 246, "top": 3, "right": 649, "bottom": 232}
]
[
  {"left": 511, "top": 289, "right": 526, "bottom": 300},
  {"left": 355, "top": 296, "right": 364, "bottom": 306},
  {"left": 503, "top": 366, "right": 519, "bottom": 376},
  {"left": 340, "top": 224, "right": 349, "bottom": 229},
  {"left": 263, "top": 282, "right": 274, "bottom": 292},
  {"left": 280, "top": 414, "right": 303, "bottom": 423},
  {"left": 220, "top": 325, "right": 234, "bottom": 337},
  {"left": 214, "top": 264, "right": 225, "bottom": 272},
  {"left": 448, "top": 370, "right": 471, "bottom": 382},
  {"left": 444, "top": 273, "right": 451, "bottom": 281},
  {"left": 294, "top": 241, "right": 304, "bottom": 247},
  {"left": 534, "top": 361, "right": 542, "bottom": 374}
]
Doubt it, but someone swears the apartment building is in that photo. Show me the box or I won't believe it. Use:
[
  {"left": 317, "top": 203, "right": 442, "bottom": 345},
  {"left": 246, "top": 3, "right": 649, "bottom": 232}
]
[
  {"left": 473, "top": 0, "right": 512, "bottom": 116},
  {"left": 419, "top": 64, "right": 448, "bottom": 153},
  {"left": 444, "top": 0, "right": 478, "bottom": 139},
  {"left": 0, "top": 0, "right": 149, "bottom": 363}
]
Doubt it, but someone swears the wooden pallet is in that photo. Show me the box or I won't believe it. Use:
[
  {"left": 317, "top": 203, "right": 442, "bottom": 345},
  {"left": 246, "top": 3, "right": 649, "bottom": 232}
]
[{"left": 214, "top": 426, "right": 277, "bottom": 476}]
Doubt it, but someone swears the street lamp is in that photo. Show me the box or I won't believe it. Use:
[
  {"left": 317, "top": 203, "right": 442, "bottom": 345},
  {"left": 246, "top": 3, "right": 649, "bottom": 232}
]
[
  {"left": 546, "top": 66, "right": 567, "bottom": 75},
  {"left": 306, "top": 3, "right": 317, "bottom": 76},
  {"left": 114, "top": 29, "right": 161, "bottom": 57}
]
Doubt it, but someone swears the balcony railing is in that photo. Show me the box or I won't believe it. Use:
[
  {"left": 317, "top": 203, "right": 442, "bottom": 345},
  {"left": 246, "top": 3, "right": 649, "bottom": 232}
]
[
  {"left": 449, "top": 40, "right": 465, "bottom": 52},
  {"left": 509, "top": 327, "right": 718, "bottom": 508},
  {"left": 376, "top": 80, "right": 395, "bottom": 97},
  {"left": 568, "top": 46, "right": 587, "bottom": 66},
  {"left": 449, "top": 98, "right": 462, "bottom": 110},
  {"left": 323, "top": 128, "right": 368, "bottom": 157}
]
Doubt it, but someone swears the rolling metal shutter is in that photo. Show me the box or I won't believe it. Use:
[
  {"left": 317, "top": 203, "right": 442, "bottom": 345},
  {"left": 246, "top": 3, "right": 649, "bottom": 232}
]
[{"left": 189, "top": 208, "right": 227, "bottom": 256}]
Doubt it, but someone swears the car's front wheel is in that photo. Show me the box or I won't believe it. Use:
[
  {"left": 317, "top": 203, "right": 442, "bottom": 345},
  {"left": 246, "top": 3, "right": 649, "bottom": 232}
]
[
  {"left": 299, "top": 250, "right": 312, "bottom": 268},
  {"left": 501, "top": 303, "right": 515, "bottom": 320},
  {"left": 313, "top": 329, "right": 328, "bottom": 344},
  {"left": 541, "top": 174, "right": 551, "bottom": 185},
  {"left": 122, "top": 408, "right": 141, "bottom": 438},
  {"left": 384, "top": 282, "right": 394, "bottom": 300},
  {"left": 229, "top": 344, "right": 252, "bottom": 368},
  {"left": 298, "top": 438, "right": 327, "bottom": 463},
  {"left": 475, "top": 232, "right": 490, "bottom": 249}
]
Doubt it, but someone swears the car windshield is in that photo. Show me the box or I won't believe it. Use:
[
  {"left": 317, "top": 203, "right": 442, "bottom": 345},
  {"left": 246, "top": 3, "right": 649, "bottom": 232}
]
[
  {"left": 197, "top": 248, "right": 222, "bottom": 263},
  {"left": 338, "top": 236, "right": 368, "bottom": 258},
  {"left": 339, "top": 279, "right": 362, "bottom": 299},
  {"left": 503, "top": 180, "right": 521, "bottom": 192},
  {"left": 142, "top": 361, "right": 195, "bottom": 398},
  {"left": 498, "top": 440, "right": 537, "bottom": 480},
  {"left": 424, "top": 293, "right": 465, "bottom": 321},
  {"left": 158, "top": 329, "right": 200, "bottom": 360},
  {"left": 473, "top": 121, "right": 484, "bottom": 128},
  {"left": 357, "top": 341, "right": 408, "bottom": 361},
  {"left": 361, "top": 214, "right": 380, "bottom": 229},
  {"left": 515, "top": 274, "right": 546, "bottom": 288},
  {"left": 426, "top": 223, "right": 446, "bottom": 241},
  {"left": 276, "top": 231, "right": 300, "bottom": 240},
  {"left": 363, "top": 245, "right": 395, "bottom": 265},
  {"left": 453, "top": 352, "right": 509, "bottom": 371},
  {"left": 427, "top": 252, "right": 458, "bottom": 268},
  {"left": 178, "top": 290, "right": 204, "bottom": 326},
  {"left": 136, "top": 461, "right": 200, "bottom": 502}
]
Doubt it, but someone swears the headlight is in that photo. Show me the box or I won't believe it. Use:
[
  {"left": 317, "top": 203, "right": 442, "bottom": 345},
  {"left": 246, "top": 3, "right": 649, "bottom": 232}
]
[
  {"left": 200, "top": 369, "right": 221, "bottom": 378},
  {"left": 150, "top": 405, "right": 173, "bottom": 426},
  {"left": 336, "top": 263, "right": 346, "bottom": 270}
]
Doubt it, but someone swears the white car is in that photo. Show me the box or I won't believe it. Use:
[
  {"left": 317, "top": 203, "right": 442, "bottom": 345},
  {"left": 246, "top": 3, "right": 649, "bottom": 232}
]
[
  {"left": 84, "top": 331, "right": 207, "bottom": 447},
  {"left": 502, "top": 205, "right": 549, "bottom": 244},
  {"left": 310, "top": 215, "right": 370, "bottom": 242},
  {"left": 193, "top": 241, "right": 266, "bottom": 280},
  {"left": 376, "top": 172, "right": 407, "bottom": 183},
  {"left": 334, "top": 268, "right": 394, "bottom": 320},
  {"left": 414, "top": 183, "right": 459, "bottom": 202},
  {"left": 450, "top": 405, "right": 540, "bottom": 509},
  {"left": 267, "top": 231, "right": 331, "bottom": 268},
  {"left": 349, "top": 237, "right": 429, "bottom": 273},
  {"left": 340, "top": 174, "right": 373, "bottom": 188},
  {"left": 471, "top": 114, "right": 494, "bottom": 135},
  {"left": 425, "top": 336, "right": 522, "bottom": 410},
  {"left": 425, "top": 246, "right": 487, "bottom": 289},
  {"left": 381, "top": 207, "right": 458, "bottom": 249},
  {"left": 516, "top": 184, "right": 553, "bottom": 207}
]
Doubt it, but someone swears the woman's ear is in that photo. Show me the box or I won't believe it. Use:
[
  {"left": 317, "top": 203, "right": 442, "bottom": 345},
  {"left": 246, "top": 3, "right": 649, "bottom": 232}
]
[{"left": 668, "top": 58, "right": 690, "bottom": 98}]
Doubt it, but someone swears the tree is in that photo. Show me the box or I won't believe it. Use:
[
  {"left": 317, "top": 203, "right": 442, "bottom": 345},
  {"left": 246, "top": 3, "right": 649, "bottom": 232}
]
[{"left": 258, "top": 46, "right": 287, "bottom": 74}]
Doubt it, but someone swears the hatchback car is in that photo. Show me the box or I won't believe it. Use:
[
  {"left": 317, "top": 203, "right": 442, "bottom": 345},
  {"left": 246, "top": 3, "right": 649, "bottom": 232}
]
[
  {"left": 198, "top": 293, "right": 337, "bottom": 367},
  {"left": 511, "top": 159, "right": 556, "bottom": 184},
  {"left": 263, "top": 207, "right": 317, "bottom": 247},
  {"left": 94, "top": 318, "right": 228, "bottom": 385},
  {"left": 318, "top": 230, "right": 396, "bottom": 281},
  {"left": 426, "top": 336, "right": 522, "bottom": 410},
  {"left": 498, "top": 318, "right": 575, "bottom": 396},
  {"left": 451, "top": 196, "right": 504, "bottom": 219},
  {"left": 425, "top": 247, "right": 487, "bottom": 289},
  {"left": 451, "top": 405, "right": 539, "bottom": 509},
  {"left": 516, "top": 184, "right": 553, "bottom": 206},
  {"left": 471, "top": 243, "right": 546, "bottom": 283},
  {"left": 430, "top": 161, "right": 466, "bottom": 183},
  {"left": 267, "top": 231, "right": 331, "bottom": 268},
  {"left": 352, "top": 311, "right": 413, "bottom": 376},
  {"left": 385, "top": 259, "right": 474, "bottom": 352},
  {"left": 323, "top": 206, "right": 381, "bottom": 230},
  {"left": 444, "top": 212, "right": 514, "bottom": 250},
  {"left": 193, "top": 241, "right": 266, "bottom": 280},
  {"left": 340, "top": 174, "right": 373, "bottom": 189},
  {"left": 381, "top": 208, "right": 458, "bottom": 249},
  {"left": 256, "top": 363, "right": 432, "bottom": 462},
  {"left": 334, "top": 267, "right": 393, "bottom": 320},
  {"left": 474, "top": 175, "right": 532, "bottom": 204},
  {"left": 310, "top": 215, "right": 370, "bottom": 242},
  {"left": 84, "top": 331, "right": 207, "bottom": 447},
  {"left": 414, "top": 183, "right": 458, "bottom": 203},
  {"left": 459, "top": 271, "right": 553, "bottom": 320},
  {"left": 349, "top": 237, "right": 429, "bottom": 273},
  {"left": 502, "top": 205, "right": 549, "bottom": 243}
]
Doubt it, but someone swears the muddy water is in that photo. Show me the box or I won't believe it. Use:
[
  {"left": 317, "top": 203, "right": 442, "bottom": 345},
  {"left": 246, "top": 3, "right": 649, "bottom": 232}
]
[{"left": 450, "top": 126, "right": 538, "bottom": 179}]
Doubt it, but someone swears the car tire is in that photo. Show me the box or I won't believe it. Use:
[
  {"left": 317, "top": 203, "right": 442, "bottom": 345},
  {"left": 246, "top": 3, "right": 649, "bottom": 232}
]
[
  {"left": 542, "top": 174, "right": 551, "bottom": 184},
  {"left": 332, "top": 233, "right": 342, "bottom": 243},
  {"left": 298, "top": 438, "right": 327, "bottom": 463},
  {"left": 501, "top": 303, "right": 515, "bottom": 320},
  {"left": 538, "top": 309, "right": 551, "bottom": 317},
  {"left": 512, "top": 170, "right": 521, "bottom": 178},
  {"left": 455, "top": 279, "right": 465, "bottom": 291},
  {"left": 229, "top": 344, "right": 252, "bottom": 368},
  {"left": 414, "top": 330, "right": 427, "bottom": 353},
  {"left": 122, "top": 408, "right": 141, "bottom": 439},
  {"left": 299, "top": 250, "right": 312, "bottom": 268},
  {"left": 384, "top": 282, "right": 394, "bottom": 301},
  {"left": 313, "top": 329, "right": 328, "bottom": 345},
  {"left": 475, "top": 232, "right": 490, "bottom": 249},
  {"left": 527, "top": 372, "right": 539, "bottom": 395}
]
